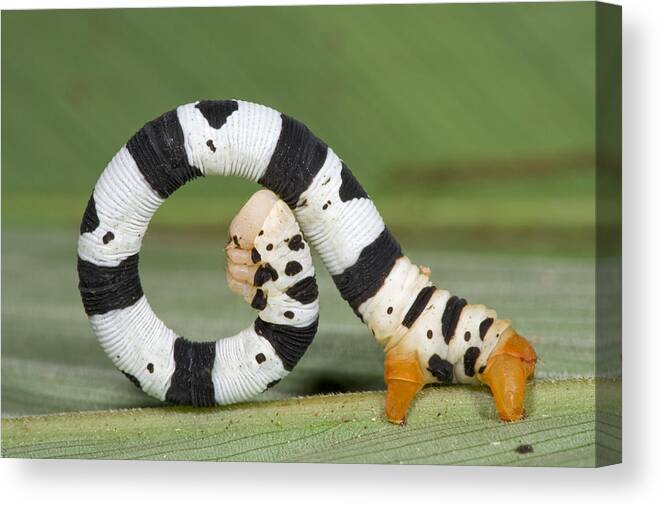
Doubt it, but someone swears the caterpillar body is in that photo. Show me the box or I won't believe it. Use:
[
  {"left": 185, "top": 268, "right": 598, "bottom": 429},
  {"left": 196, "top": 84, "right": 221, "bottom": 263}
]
[{"left": 78, "top": 99, "right": 537, "bottom": 422}]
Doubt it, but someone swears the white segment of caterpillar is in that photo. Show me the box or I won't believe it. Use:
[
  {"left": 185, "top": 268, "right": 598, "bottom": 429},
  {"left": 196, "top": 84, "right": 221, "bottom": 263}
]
[{"left": 78, "top": 100, "right": 536, "bottom": 421}]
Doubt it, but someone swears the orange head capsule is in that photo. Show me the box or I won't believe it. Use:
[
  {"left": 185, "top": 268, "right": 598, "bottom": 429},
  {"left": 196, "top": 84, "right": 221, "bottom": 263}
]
[{"left": 478, "top": 331, "right": 537, "bottom": 421}]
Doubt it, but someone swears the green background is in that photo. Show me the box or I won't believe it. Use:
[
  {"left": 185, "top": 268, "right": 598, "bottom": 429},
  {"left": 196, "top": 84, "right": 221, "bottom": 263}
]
[{"left": 1, "top": 3, "right": 618, "bottom": 466}]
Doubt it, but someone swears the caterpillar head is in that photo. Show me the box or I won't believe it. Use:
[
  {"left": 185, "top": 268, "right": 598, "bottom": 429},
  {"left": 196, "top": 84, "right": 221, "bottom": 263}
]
[
  {"left": 225, "top": 189, "right": 279, "bottom": 301},
  {"left": 478, "top": 330, "right": 537, "bottom": 421}
]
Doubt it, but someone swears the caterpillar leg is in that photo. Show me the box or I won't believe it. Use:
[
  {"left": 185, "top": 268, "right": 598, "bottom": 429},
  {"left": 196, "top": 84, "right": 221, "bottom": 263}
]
[
  {"left": 384, "top": 350, "right": 424, "bottom": 425},
  {"left": 478, "top": 331, "right": 537, "bottom": 421}
]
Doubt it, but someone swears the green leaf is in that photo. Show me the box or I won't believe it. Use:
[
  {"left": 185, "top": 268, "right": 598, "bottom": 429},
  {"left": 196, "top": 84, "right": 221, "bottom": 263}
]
[{"left": 2, "top": 379, "right": 620, "bottom": 466}]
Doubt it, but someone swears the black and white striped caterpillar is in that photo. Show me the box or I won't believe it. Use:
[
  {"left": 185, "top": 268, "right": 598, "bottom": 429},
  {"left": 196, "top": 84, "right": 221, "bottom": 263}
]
[{"left": 78, "top": 100, "right": 537, "bottom": 423}]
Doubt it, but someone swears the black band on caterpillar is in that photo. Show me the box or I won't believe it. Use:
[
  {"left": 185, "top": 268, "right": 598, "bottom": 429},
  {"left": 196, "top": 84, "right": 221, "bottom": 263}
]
[
  {"left": 254, "top": 317, "right": 319, "bottom": 371},
  {"left": 126, "top": 109, "right": 203, "bottom": 198},
  {"left": 332, "top": 228, "right": 403, "bottom": 313},
  {"left": 165, "top": 337, "right": 216, "bottom": 407},
  {"left": 441, "top": 295, "right": 468, "bottom": 344},
  {"left": 285, "top": 276, "right": 319, "bottom": 305},
  {"left": 77, "top": 254, "right": 143, "bottom": 316},
  {"left": 402, "top": 286, "right": 436, "bottom": 328},
  {"left": 258, "top": 114, "right": 328, "bottom": 208}
]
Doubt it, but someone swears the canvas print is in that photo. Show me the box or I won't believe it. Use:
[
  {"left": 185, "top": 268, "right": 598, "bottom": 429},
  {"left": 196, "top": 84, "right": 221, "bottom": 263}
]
[{"left": 1, "top": 1, "right": 621, "bottom": 466}]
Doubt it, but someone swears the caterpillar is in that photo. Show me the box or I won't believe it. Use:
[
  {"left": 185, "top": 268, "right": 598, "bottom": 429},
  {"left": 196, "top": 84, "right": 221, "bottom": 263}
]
[{"left": 77, "top": 99, "right": 537, "bottom": 423}]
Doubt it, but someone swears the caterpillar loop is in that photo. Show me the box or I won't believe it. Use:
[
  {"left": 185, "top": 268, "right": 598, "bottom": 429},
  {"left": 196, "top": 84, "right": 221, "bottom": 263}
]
[{"left": 78, "top": 99, "right": 536, "bottom": 422}]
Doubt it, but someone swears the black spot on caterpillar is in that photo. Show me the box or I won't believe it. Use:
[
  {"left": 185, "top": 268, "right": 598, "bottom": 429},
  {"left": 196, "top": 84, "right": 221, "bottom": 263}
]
[
  {"left": 102, "top": 231, "right": 114, "bottom": 244},
  {"left": 266, "top": 379, "right": 281, "bottom": 389},
  {"left": 77, "top": 254, "right": 143, "bottom": 316},
  {"left": 255, "top": 353, "right": 266, "bottom": 364},
  {"left": 479, "top": 365, "right": 486, "bottom": 374},
  {"left": 284, "top": 311, "right": 295, "bottom": 319},
  {"left": 254, "top": 317, "right": 318, "bottom": 371},
  {"left": 284, "top": 260, "right": 303, "bottom": 276},
  {"left": 442, "top": 295, "right": 467, "bottom": 344},
  {"left": 479, "top": 317, "right": 494, "bottom": 340},
  {"left": 463, "top": 347, "right": 481, "bottom": 377},
  {"left": 254, "top": 264, "right": 279, "bottom": 286},
  {"left": 288, "top": 234, "right": 305, "bottom": 251},
  {"left": 387, "top": 307, "right": 393, "bottom": 314},
  {"left": 338, "top": 163, "right": 369, "bottom": 202},
  {"left": 285, "top": 276, "right": 319, "bottom": 305},
  {"left": 195, "top": 99, "right": 239, "bottom": 129},
  {"left": 206, "top": 139, "right": 216, "bottom": 152},
  {"left": 165, "top": 337, "right": 216, "bottom": 406},
  {"left": 427, "top": 329, "right": 433, "bottom": 339},
  {"left": 121, "top": 370, "right": 141, "bottom": 389},
  {"left": 232, "top": 235, "right": 240, "bottom": 247},
  {"left": 126, "top": 109, "right": 203, "bottom": 198},
  {"left": 515, "top": 444, "right": 534, "bottom": 454},
  {"left": 147, "top": 363, "right": 154, "bottom": 373},
  {"left": 258, "top": 114, "right": 328, "bottom": 208},
  {"left": 401, "top": 286, "right": 435, "bottom": 328},
  {"left": 80, "top": 194, "right": 100, "bottom": 234},
  {"left": 332, "top": 228, "right": 402, "bottom": 314},
  {"left": 251, "top": 289, "right": 268, "bottom": 310},
  {"left": 251, "top": 248, "right": 261, "bottom": 264},
  {"left": 427, "top": 354, "right": 453, "bottom": 385},
  {"left": 266, "top": 243, "right": 273, "bottom": 251},
  {"left": 464, "top": 331, "right": 471, "bottom": 342}
]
